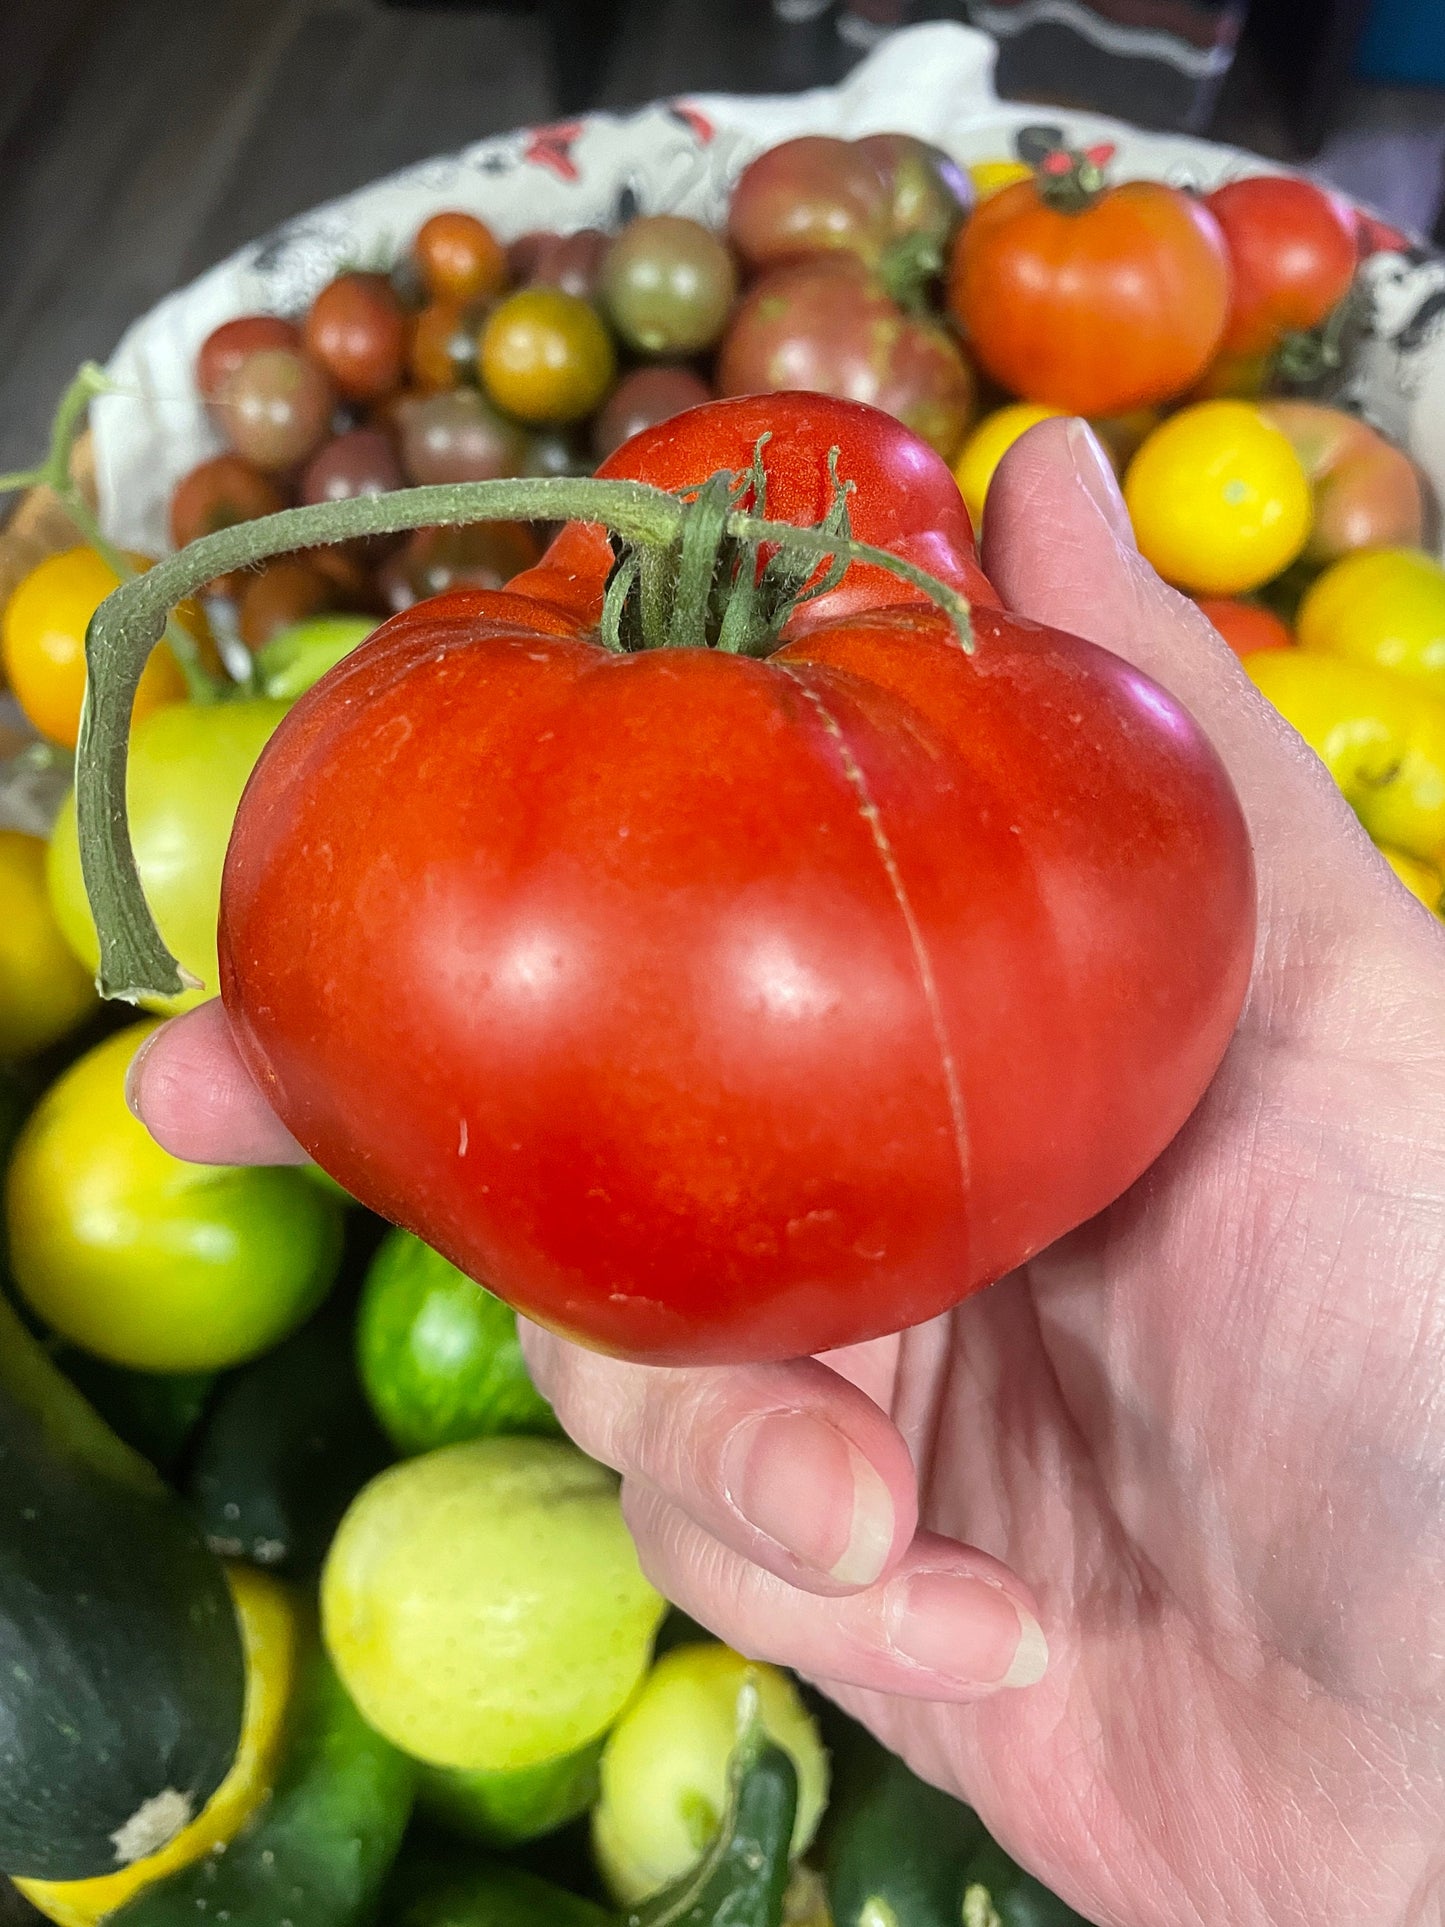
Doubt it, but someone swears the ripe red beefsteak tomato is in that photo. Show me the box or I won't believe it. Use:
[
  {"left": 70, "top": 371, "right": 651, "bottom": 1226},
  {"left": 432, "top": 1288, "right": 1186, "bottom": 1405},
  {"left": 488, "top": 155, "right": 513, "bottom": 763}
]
[{"left": 218, "top": 395, "right": 1254, "bottom": 1365}]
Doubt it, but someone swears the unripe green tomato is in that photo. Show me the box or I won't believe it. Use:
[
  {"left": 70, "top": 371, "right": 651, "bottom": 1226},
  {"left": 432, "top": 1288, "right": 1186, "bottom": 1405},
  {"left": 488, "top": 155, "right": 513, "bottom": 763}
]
[
  {"left": 357, "top": 1226, "right": 560, "bottom": 1455},
  {"left": 5, "top": 1023, "right": 343, "bottom": 1372},
  {"left": 599, "top": 216, "right": 739, "bottom": 357},
  {"left": 254, "top": 613, "right": 379, "bottom": 702},
  {"left": 47, "top": 698, "right": 289, "bottom": 1015},
  {"left": 591, "top": 1641, "right": 829, "bottom": 1905},
  {"left": 321, "top": 1436, "right": 665, "bottom": 1772}
]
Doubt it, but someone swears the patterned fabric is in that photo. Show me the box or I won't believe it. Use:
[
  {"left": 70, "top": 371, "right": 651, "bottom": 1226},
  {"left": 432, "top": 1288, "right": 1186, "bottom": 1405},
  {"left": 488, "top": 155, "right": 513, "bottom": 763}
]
[{"left": 92, "top": 20, "right": 1445, "bottom": 559}]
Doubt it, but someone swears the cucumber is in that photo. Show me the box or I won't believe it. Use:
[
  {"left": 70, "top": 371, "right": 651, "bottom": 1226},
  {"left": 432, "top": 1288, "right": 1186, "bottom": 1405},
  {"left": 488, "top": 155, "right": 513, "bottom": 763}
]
[
  {"left": 817, "top": 1709, "right": 1089, "bottom": 1927},
  {"left": 188, "top": 1300, "right": 390, "bottom": 1575},
  {"left": 0, "top": 1295, "right": 244, "bottom": 1881},
  {"left": 112, "top": 1638, "right": 412, "bottom": 1927}
]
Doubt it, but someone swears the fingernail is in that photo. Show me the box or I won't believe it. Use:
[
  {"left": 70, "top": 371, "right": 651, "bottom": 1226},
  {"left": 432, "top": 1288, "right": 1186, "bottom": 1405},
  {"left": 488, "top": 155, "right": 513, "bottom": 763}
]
[
  {"left": 723, "top": 1412, "right": 895, "bottom": 1586},
  {"left": 889, "top": 1570, "right": 1049, "bottom": 1690},
  {"left": 123, "top": 1029, "right": 161, "bottom": 1120},
  {"left": 1065, "top": 417, "right": 1136, "bottom": 549}
]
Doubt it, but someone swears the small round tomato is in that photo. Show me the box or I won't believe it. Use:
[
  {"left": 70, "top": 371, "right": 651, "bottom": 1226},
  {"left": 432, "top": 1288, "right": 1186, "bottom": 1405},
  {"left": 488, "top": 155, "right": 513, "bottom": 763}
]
[
  {"left": 1244, "top": 647, "right": 1445, "bottom": 859},
  {"left": 0, "top": 830, "right": 96, "bottom": 1059},
  {"left": 952, "top": 402, "right": 1063, "bottom": 528},
  {"left": 1, "top": 547, "right": 191, "bottom": 748},
  {"left": 6, "top": 1024, "right": 342, "bottom": 1372},
  {"left": 215, "top": 348, "right": 336, "bottom": 472},
  {"left": 1124, "top": 401, "right": 1313, "bottom": 595},
  {"left": 1206, "top": 175, "right": 1359, "bottom": 359},
  {"left": 593, "top": 365, "right": 713, "bottom": 461},
  {"left": 170, "top": 454, "right": 288, "bottom": 550},
  {"left": 478, "top": 289, "right": 616, "bottom": 425},
  {"left": 949, "top": 171, "right": 1230, "bottom": 416},
  {"left": 48, "top": 698, "right": 291, "bottom": 1014},
  {"left": 1297, "top": 546, "right": 1445, "bottom": 695},
  {"left": 409, "top": 299, "right": 484, "bottom": 392},
  {"left": 727, "top": 135, "right": 892, "bottom": 271},
  {"left": 237, "top": 558, "right": 343, "bottom": 651},
  {"left": 1194, "top": 596, "right": 1294, "bottom": 658},
  {"left": 414, "top": 211, "right": 507, "bottom": 306},
  {"left": 507, "top": 229, "right": 609, "bottom": 301},
  {"left": 1259, "top": 400, "right": 1425, "bottom": 565},
  {"left": 197, "top": 315, "right": 302, "bottom": 403},
  {"left": 395, "top": 389, "right": 528, "bottom": 487},
  {"left": 599, "top": 216, "right": 738, "bottom": 357},
  {"left": 300, "top": 427, "right": 403, "bottom": 506},
  {"left": 303, "top": 272, "right": 408, "bottom": 404},
  {"left": 1380, "top": 845, "right": 1443, "bottom": 917},
  {"left": 378, "top": 524, "right": 540, "bottom": 612}
]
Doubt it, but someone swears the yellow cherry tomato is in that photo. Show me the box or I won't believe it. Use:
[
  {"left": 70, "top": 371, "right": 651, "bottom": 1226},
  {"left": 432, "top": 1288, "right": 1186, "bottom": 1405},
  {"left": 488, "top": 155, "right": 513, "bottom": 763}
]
[
  {"left": 1296, "top": 546, "right": 1445, "bottom": 697},
  {"left": 1124, "top": 401, "right": 1313, "bottom": 595},
  {"left": 0, "top": 548, "right": 193, "bottom": 749},
  {"left": 952, "top": 402, "right": 1064, "bottom": 528},
  {"left": 479, "top": 289, "right": 616, "bottom": 425},
  {"left": 968, "top": 159, "right": 1033, "bottom": 201},
  {"left": 18, "top": 1568, "right": 300, "bottom": 1927},
  {"left": 1244, "top": 647, "right": 1445, "bottom": 860},
  {"left": 0, "top": 829, "right": 96, "bottom": 1058},
  {"left": 1380, "top": 845, "right": 1444, "bottom": 917}
]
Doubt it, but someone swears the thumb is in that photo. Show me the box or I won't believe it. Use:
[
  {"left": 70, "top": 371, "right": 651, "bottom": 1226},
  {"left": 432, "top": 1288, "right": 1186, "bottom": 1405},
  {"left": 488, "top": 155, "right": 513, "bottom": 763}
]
[{"left": 981, "top": 417, "right": 1380, "bottom": 919}]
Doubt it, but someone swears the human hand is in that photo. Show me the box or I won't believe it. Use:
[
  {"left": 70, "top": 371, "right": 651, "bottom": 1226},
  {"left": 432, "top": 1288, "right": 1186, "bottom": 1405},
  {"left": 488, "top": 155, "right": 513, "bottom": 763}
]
[{"left": 130, "top": 419, "right": 1445, "bottom": 1927}]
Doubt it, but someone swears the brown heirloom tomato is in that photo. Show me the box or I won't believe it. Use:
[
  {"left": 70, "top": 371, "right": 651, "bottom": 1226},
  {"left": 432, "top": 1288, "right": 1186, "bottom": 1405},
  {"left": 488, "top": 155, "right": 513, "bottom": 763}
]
[
  {"left": 719, "top": 257, "right": 974, "bottom": 461},
  {"left": 1257, "top": 399, "right": 1427, "bottom": 566},
  {"left": 217, "top": 396, "right": 1253, "bottom": 1365},
  {"left": 197, "top": 315, "right": 303, "bottom": 402},
  {"left": 414, "top": 210, "right": 507, "bottom": 306},
  {"left": 304, "top": 272, "right": 408, "bottom": 404},
  {"left": 948, "top": 168, "right": 1230, "bottom": 416}
]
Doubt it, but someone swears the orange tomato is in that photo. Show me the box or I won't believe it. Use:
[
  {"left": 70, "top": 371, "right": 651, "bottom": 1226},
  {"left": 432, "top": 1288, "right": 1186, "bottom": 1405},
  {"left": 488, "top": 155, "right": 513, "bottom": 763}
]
[
  {"left": 947, "top": 172, "right": 1230, "bottom": 416},
  {"left": 1194, "top": 597, "right": 1294, "bottom": 658}
]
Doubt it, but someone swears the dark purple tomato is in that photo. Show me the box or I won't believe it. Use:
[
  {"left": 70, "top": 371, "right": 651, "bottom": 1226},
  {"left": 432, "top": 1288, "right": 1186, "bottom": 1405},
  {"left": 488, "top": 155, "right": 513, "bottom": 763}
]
[
  {"left": 727, "top": 136, "right": 892, "bottom": 272},
  {"left": 506, "top": 229, "right": 610, "bottom": 301},
  {"left": 598, "top": 216, "right": 739, "bottom": 357},
  {"left": 855, "top": 132, "right": 973, "bottom": 274},
  {"left": 394, "top": 389, "right": 529, "bottom": 487},
  {"left": 197, "top": 315, "right": 303, "bottom": 403},
  {"left": 215, "top": 348, "right": 336, "bottom": 471},
  {"left": 304, "top": 272, "right": 408, "bottom": 404},
  {"left": 718, "top": 257, "right": 975, "bottom": 461},
  {"left": 592, "top": 365, "right": 713, "bottom": 460},
  {"left": 237, "top": 559, "right": 341, "bottom": 650},
  {"left": 378, "top": 523, "right": 541, "bottom": 611},
  {"left": 300, "top": 428, "right": 404, "bottom": 506}
]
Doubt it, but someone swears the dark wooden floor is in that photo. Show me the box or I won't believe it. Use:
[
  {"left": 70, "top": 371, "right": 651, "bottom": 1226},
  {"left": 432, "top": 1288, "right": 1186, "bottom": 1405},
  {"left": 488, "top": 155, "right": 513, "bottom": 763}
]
[{"left": 0, "top": 0, "right": 1441, "bottom": 469}]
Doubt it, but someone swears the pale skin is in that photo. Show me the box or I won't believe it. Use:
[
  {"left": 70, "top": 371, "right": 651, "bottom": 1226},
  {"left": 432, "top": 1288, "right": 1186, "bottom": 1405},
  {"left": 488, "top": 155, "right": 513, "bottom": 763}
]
[{"left": 128, "top": 420, "right": 1445, "bottom": 1926}]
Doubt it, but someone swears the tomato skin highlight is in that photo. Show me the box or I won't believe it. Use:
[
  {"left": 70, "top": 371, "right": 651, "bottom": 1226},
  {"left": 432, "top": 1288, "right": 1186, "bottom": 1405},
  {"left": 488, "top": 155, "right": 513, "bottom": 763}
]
[{"left": 219, "top": 417, "right": 1254, "bottom": 1365}]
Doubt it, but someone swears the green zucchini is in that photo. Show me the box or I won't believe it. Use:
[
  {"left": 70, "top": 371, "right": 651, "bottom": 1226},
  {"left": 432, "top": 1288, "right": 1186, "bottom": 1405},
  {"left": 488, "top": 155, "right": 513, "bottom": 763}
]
[
  {"left": 817, "top": 1710, "right": 1089, "bottom": 1927},
  {"left": 112, "top": 1639, "right": 412, "bottom": 1927},
  {"left": 0, "top": 1295, "right": 245, "bottom": 1882},
  {"left": 187, "top": 1300, "right": 390, "bottom": 1575}
]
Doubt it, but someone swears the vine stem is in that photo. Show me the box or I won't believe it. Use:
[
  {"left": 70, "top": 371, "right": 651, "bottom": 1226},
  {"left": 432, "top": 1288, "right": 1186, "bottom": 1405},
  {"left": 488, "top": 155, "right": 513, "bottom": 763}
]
[{"left": 78, "top": 466, "right": 972, "bottom": 1004}]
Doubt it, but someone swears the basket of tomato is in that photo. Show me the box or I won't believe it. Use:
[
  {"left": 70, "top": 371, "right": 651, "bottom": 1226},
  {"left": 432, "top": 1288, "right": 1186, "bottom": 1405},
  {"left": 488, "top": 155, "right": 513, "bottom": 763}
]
[{"left": 2, "top": 18, "right": 1445, "bottom": 1927}]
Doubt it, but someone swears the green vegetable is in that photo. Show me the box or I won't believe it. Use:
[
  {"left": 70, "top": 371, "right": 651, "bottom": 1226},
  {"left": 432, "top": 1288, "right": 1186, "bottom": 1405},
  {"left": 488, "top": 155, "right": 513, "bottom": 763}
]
[
  {"left": 188, "top": 1300, "right": 389, "bottom": 1575},
  {"left": 253, "top": 615, "right": 379, "bottom": 703},
  {"left": 112, "top": 1640, "right": 413, "bottom": 1927},
  {"left": 416, "top": 1734, "right": 604, "bottom": 1847},
  {"left": 357, "top": 1227, "right": 558, "bottom": 1456},
  {"left": 0, "top": 1294, "right": 244, "bottom": 1881},
  {"left": 818, "top": 1708, "right": 1089, "bottom": 1927},
  {"left": 44, "top": 1347, "right": 214, "bottom": 1480},
  {"left": 393, "top": 1860, "right": 611, "bottom": 1927}
]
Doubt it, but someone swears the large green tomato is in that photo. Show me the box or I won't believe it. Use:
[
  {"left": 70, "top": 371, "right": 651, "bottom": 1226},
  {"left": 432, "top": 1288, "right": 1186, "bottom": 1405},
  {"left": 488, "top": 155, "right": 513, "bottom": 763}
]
[
  {"left": 5, "top": 1023, "right": 343, "bottom": 1371},
  {"left": 321, "top": 1436, "right": 665, "bottom": 1773},
  {"left": 47, "top": 698, "right": 288, "bottom": 1015}
]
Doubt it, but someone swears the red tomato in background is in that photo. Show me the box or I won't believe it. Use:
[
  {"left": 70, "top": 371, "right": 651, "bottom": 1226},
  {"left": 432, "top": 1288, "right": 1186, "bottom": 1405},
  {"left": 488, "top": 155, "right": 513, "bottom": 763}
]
[
  {"left": 1194, "top": 597, "right": 1294, "bottom": 658},
  {"left": 947, "top": 177, "right": 1230, "bottom": 416},
  {"left": 1206, "top": 175, "right": 1359, "bottom": 358},
  {"left": 218, "top": 396, "right": 1254, "bottom": 1365}
]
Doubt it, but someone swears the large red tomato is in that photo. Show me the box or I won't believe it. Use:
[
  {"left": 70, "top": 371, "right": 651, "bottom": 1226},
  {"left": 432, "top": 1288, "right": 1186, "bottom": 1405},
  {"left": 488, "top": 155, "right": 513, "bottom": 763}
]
[
  {"left": 218, "top": 396, "right": 1254, "bottom": 1365},
  {"left": 947, "top": 169, "right": 1231, "bottom": 416},
  {"left": 1205, "top": 175, "right": 1359, "bottom": 359}
]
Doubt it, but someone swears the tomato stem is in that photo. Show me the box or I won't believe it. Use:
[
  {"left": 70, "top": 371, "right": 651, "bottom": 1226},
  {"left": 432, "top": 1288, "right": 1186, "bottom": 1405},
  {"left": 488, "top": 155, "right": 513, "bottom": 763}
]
[
  {"left": 1034, "top": 148, "right": 1109, "bottom": 215},
  {"left": 77, "top": 455, "right": 971, "bottom": 1002}
]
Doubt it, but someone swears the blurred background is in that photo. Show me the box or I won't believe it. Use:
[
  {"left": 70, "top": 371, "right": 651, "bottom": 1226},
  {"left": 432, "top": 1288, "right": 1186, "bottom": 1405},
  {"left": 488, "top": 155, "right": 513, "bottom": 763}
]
[{"left": 1, "top": 0, "right": 1442, "bottom": 473}]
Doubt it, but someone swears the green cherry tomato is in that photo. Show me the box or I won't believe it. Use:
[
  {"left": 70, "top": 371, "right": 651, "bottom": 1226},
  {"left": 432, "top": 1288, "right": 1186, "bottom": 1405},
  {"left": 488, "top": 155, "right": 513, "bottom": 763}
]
[
  {"left": 5, "top": 1024, "right": 343, "bottom": 1372},
  {"left": 357, "top": 1226, "right": 560, "bottom": 1456},
  {"left": 254, "top": 614, "right": 380, "bottom": 702},
  {"left": 47, "top": 698, "right": 289, "bottom": 1015},
  {"left": 599, "top": 216, "right": 739, "bottom": 357}
]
